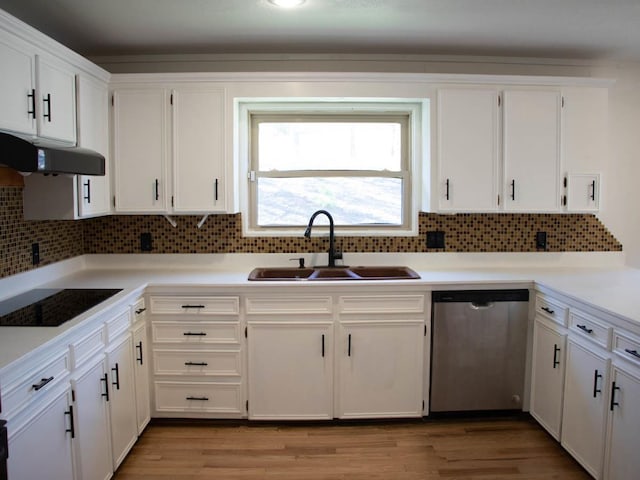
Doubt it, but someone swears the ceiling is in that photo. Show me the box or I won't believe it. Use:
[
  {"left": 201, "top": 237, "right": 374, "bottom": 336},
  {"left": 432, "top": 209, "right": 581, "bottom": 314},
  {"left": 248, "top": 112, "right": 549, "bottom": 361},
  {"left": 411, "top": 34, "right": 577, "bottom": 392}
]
[{"left": 0, "top": 0, "right": 639, "bottom": 61}]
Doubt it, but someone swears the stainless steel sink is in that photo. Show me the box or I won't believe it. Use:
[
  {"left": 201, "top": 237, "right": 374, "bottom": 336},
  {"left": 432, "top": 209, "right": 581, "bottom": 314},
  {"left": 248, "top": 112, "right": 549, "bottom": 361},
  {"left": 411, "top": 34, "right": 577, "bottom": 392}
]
[{"left": 248, "top": 266, "right": 420, "bottom": 281}]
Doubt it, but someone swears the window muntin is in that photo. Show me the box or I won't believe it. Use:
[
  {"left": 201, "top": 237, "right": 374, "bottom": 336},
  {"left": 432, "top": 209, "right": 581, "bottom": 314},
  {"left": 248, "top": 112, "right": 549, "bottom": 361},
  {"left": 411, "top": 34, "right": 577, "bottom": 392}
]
[{"left": 248, "top": 111, "right": 412, "bottom": 232}]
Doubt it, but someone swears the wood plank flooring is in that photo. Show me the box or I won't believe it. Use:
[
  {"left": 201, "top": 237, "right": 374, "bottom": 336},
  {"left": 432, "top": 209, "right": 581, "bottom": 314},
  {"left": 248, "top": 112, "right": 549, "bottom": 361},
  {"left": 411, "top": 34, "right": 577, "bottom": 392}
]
[{"left": 113, "top": 416, "right": 591, "bottom": 480}]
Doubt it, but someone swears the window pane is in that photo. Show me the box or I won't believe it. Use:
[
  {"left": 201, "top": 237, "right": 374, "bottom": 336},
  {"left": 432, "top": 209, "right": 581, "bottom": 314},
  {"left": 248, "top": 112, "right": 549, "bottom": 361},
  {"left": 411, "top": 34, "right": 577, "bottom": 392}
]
[
  {"left": 257, "top": 177, "right": 402, "bottom": 226},
  {"left": 258, "top": 122, "right": 402, "bottom": 171}
]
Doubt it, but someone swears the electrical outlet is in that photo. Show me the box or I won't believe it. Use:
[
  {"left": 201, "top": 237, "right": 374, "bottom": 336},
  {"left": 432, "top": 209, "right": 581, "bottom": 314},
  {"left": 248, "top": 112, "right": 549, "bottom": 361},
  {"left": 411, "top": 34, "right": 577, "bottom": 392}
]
[
  {"left": 426, "top": 231, "right": 445, "bottom": 249},
  {"left": 32, "top": 243, "right": 40, "bottom": 265},
  {"left": 536, "top": 231, "right": 547, "bottom": 250},
  {"left": 140, "top": 233, "right": 152, "bottom": 252}
]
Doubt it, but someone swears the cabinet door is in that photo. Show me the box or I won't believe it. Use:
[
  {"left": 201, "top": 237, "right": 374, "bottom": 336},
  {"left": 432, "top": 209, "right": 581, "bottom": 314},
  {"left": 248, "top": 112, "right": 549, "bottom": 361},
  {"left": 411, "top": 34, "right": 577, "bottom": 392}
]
[
  {"left": 172, "top": 87, "right": 227, "bottom": 213},
  {"left": 106, "top": 333, "right": 138, "bottom": 469},
  {"left": 530, "top": 319, "right": 566, "bottom": 440},
  {"left": 503, "top": 89, "right": 561, "bottom": 212},
  {"left": 247, "top": 323, "right": 333, "bottom": 420},
  {"left": 0, "top": 36, "right": 36, "bottom": 135},
  {"left": 77, "top": 75, "right": 111, "bottom": 217},
  {"left": 132, "top": 322, "right": 151, "bottom": 434},
  {"left": 436, "top": 88, "right": 500, "bottom": 212},
  {"left": 7, "top": 389, "right": 74, "bottom": 480},
  {"left": 605, "top": 365, "right": 640, "bottom": 480},
  {"left": 566, "top": 173, "right": 599, "bottom": 212},
  {"left": 35, "top": 55, "right": 76, "bottom": 144},
  {"left": 561, "top": 339, "right": 609, "bottom": 479},
  {"left": 112, "top": 88, "right": 169, "bottom": 212},
  {"left": 338, "top": 322, "right": 423, "bottom": 418},
  {"left": 72, "top": 356, "right": 113, "bottom": 480}
]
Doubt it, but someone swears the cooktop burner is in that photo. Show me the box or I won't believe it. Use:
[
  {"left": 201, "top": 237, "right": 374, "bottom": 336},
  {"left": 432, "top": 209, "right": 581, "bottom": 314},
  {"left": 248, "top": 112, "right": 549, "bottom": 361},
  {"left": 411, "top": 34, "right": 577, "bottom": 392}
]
[{"left": 0, "top": 288, "right": 122, "bottom": 327}]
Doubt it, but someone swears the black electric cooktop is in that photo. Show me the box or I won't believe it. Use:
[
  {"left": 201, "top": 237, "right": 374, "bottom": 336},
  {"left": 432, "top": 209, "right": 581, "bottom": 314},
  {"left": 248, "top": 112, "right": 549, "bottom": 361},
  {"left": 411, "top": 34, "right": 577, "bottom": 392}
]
[{"left": 0, "top": 288, "right": 122, "bottom": 327}]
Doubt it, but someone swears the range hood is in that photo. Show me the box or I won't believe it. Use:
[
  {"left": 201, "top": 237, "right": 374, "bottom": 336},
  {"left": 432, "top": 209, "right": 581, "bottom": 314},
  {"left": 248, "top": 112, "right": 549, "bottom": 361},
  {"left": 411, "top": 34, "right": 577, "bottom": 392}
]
[{"left": 0, "top": 132, "right": 105, "bottom": 176}]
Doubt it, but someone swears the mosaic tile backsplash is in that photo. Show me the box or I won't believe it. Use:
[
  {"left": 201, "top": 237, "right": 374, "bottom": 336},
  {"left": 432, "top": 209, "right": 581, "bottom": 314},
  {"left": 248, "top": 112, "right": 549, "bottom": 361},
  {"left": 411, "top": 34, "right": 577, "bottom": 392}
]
[{"left": 0, "top": 185, "right": 623, "bottom": 279}]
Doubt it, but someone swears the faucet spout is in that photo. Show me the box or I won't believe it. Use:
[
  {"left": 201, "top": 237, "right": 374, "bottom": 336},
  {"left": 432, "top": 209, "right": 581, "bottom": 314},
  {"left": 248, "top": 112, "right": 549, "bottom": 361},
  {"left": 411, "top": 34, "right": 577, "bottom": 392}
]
[{"left": 304, "top": 210, "right": 341, "bottom": 268}]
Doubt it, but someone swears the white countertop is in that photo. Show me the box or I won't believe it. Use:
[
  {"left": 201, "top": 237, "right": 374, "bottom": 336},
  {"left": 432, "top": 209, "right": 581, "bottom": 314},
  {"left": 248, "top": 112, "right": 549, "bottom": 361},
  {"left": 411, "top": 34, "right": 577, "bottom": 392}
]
[{"left": 0, "top": 252, "right": 638, "bottom": 372}]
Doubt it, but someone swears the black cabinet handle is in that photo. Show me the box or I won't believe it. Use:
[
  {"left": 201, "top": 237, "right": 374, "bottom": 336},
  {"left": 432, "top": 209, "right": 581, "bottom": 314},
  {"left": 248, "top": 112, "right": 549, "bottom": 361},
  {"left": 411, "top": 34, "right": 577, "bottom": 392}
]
[
  {"left": 112, "top": 363, "right": 120, "bottom": 390},
  {"left": 445, "top": 179, "right": 450, "bottom": 200},
  {"left": 27, "top": 88, "right": 36, "bottom": 119},
  {"left": 186, "top": 396, "right": 209, "bottom": 401},
  {"left": 552, "top": 344, "right": 560, "bottom": 369},
  {"left": 83, "top": 179, "right": 91, "bottom": 203},
  {"left": 541, "top": 306, "right": 555, "bottom": 315},
  {"left": 610, "top": 381, "right": 620, "bottom": 411},
  {"left": 64, "top": 405, "right": 75, "bottom": 438},
  {"left": 32, "top": 376, "right": 54, "bottom": 391},
  {"left": 181, "top": 304, "right": 205, "bottom": 309},
  {"left": 101, "top": 373, "right": 109, "bottom": 401},
  {"left": 348, "top": 334, "right": 352, "bottom": 357},
  {"left": 214, "top": 178, "right": 219, "bottom": 201},
  {"left": 184, "top": 361, "right": 208, "bottom": 366},
  {"left": 43, "top": 93, "right": 52, "bottom": 122},
  {"left": 625, "top": 348, "right": 640, "bottom": 359},
  {"left": 321, "top": 334, "right": 325, "bottom": 357},
  {"left": 135, "top": 307, "right": 146, "bottom": 315},
  {"left": 155, "top": 179, "right": 159, "bottom": 201},
  {"left": 136, "top": 341, "right": 144, "bottom": 365},
  {"left": 183, "top": 332, "right": 207, "bottom": 336},
  {"left": 577, "top": 324, "right": 594, "bottom": 335},
  {"left": 510, "top": 179, "right": 516, "bottom": 201},
  {"left": 593, "top": 370, "right": 602, "bottom": 398},
  {"left": 590, "top": 180, "right": 596, "bottom": 201}
]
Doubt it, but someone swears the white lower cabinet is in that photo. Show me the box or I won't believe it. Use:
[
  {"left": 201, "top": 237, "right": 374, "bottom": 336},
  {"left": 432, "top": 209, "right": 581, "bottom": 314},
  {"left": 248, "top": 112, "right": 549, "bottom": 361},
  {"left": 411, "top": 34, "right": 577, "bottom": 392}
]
[
  {"left": 530, "top": 317, "right": 567, "bottom": 440},
  {"left": 106, "top": 332, "right": 138, "bottom": 470},
  {"left": 132, "top": 319, "right": 151, "bottom": 433},
  {"left": 337, "top": 321, "right": 424, "bottom": 418},
  {"left": 7, "top": 387, "right": 75, "bottom": 480},
  {"left": 71, "top": 355, "right": 113, "bottom": 480},
  {"left": 247, "top": 322, "right": 334, "bottom": 420},
  {"left": 560, "top": 338, "right": 610, "bottom": 479}
]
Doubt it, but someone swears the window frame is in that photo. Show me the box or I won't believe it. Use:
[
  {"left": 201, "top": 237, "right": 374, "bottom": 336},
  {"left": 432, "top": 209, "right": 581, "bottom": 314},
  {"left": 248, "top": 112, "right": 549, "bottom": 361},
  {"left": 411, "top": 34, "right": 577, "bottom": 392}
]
[{"left": 237, "top": 100, "right": 424, "bottom": 237}]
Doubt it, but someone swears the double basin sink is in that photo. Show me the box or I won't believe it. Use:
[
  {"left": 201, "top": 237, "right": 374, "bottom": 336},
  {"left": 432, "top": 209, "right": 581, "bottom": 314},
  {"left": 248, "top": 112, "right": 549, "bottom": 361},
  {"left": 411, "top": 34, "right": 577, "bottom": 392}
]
[{"left": 248, "top": 265, "right": 420, "bottom": 281}]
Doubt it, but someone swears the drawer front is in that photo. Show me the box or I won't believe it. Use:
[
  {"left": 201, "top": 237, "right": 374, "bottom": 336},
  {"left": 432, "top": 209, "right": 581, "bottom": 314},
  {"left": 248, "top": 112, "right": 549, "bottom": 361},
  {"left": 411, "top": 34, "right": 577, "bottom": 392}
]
[
  {"left": 535, "top": 294, "right": 568, "bottom": 326},
  {"left": 568, "top": 311, "right": 611, "bottom": 349},
  {"left": 132, "top": 297, "right": 147, "bottom": 324},
  {"left": 150, "top": 296, "right": 239, "bottom": 316},
  {"left": 105, "top": 308, "right": 131, "bottom": 343},
  {"left": 152, "top": 322, "right": 241, "bottom": 344},
  {"left": 2, "top": 350, "right": 70, "bottom": 417},
  {"left": 70, "top": 325, "right": 106, "bottom": 369},
  {"left": 339, "top": 294, "right": 425, "bottom": 314},
  {"left": 613, "top": 332, "right": 640, "bottom": 367},
  {"left": 153, "top": 349, "right": 242, "bottom": 376},
  {"left": 154, "top": 381, "right": 243, "bottom": 414},
  {"left": 245, "top": 296, "right": 332, "bottom": 315}
]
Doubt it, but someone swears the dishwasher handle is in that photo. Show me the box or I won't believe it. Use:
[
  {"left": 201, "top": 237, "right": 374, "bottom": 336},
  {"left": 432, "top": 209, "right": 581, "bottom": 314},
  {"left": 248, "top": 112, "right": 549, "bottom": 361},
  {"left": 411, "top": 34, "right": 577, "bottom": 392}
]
[{"left": 469, "top": 301, "right": 494, "bottom": 310}]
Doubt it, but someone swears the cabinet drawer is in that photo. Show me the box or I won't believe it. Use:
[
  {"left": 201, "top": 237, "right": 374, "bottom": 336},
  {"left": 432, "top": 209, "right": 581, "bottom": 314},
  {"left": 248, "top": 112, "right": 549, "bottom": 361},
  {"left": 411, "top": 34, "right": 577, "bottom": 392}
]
[
  {"left": 150, "top": 296, "right": 239, "bottom": 316},
  {"left": 154, "top": 381, "right": 242, "bottom": 414},
  {"left": 339, "top": 295, "right": 425, "bottom": 314},
  {"left": 535, "top": 294, "right": 568, "bottom": 326},
  {"left": 153, "top": 349, "right": 242, "bottom": 376},
  {"left": 2, "top": 350, "right": 70, "bottom": 417},
  {"left": 131, "top": 297, "right": 147, "bottom": 324},
  {"left": 152, "top": 321, "right": 241, "bottom": 344},
  {"left": 568, "top": 311, "right": 611, "bottom": 349},
  {"left": 70, "top": 325, "right": 106, "bottom": 369},
  {"left": 105, "top": 308, "right": 131, "bottom": 343},
  {"left": 613, "top": 332, "right": 640, "bottom": 367},
  {"left": 245, "top": 296, "right": 332, "bottom": 315}
]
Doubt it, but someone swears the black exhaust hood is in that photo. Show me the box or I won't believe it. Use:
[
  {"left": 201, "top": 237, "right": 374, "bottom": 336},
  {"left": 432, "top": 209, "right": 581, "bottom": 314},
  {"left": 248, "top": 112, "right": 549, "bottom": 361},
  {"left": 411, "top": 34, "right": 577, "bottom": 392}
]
[{"left": 0, "top": 132, "right": 105, "bottom": 176}]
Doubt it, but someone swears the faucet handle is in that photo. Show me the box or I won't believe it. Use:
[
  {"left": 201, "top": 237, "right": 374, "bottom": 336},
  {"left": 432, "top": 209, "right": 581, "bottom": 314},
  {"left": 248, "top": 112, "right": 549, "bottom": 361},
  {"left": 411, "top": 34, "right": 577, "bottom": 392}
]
[{"left": 289, "top": 257, "right": 305, "bottom": 268}]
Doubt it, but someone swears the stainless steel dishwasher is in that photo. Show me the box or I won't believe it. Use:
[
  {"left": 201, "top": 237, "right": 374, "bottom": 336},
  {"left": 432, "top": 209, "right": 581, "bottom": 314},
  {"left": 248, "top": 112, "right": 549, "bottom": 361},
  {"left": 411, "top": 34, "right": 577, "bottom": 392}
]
[{"left": 430, "top": 289, "right": 529, "bottom": 413}]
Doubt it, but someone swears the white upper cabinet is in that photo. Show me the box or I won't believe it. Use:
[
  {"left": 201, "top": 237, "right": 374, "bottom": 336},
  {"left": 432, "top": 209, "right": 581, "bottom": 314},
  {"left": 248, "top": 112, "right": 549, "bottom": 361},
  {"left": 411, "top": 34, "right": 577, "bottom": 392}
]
[
  {"left": 0, "top": 34, "right": 37, "bottom": 135},
  {"left": 35, "top": 54, "right": 77, "bottom": 144},
  {"left": 436, "top": 88, "right": 500, "bottom": 212},
  {"left": 172, "top": 87, "right": 227, "bottom": 213},
  {"left": 112, "top": 88, "right": 170, "bottom": 213},
  {"left": 77, "top": 74, "right": 111, "bottom": 217},
  {"left": 503, "top": 89, "right": 562, "bottom": 212}
]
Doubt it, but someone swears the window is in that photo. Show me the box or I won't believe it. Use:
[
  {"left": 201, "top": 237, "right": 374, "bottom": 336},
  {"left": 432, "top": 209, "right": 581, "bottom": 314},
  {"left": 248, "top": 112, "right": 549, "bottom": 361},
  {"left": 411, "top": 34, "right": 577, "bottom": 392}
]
[{"left": 244, "top": 102, "right": 420, "bottom": 235}]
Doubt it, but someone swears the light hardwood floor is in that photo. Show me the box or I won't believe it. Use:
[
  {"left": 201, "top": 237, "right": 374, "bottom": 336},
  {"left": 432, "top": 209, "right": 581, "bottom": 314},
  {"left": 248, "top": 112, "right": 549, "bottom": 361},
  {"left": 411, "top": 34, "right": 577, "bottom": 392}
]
[{"left": 113, "top": 416, "right": 591, "bottom": 480}]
